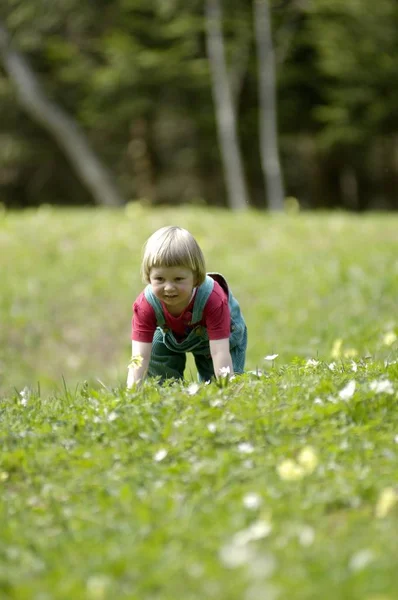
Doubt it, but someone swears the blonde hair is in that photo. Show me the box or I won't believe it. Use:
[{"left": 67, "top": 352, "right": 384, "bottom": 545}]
[{"left": 141, "top": 226, "right": 206, "bottom": 285}]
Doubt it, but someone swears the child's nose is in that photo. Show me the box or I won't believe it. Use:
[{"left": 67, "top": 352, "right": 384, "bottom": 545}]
[{"left": 164, "top": 281, "right": 174, "bottom": 291}]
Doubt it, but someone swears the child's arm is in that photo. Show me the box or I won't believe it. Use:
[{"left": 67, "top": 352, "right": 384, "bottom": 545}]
[
  {"left": 127, "top": 340, "right": 152, "bottom": 388},
  {"left": 209, "top": 338, "right": 234, "bottom": 378}
]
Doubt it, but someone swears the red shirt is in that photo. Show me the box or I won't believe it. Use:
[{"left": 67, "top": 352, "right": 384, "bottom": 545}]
[{"left": 132, "top": 280, "right": 230, "bottom": 342}]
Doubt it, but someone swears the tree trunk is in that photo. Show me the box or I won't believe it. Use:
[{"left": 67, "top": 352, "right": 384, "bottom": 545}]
[
  {"left": 0, "top": 23, "right": 124, "bottom": 207},
  {"left": 340, "top": 165, "right": 359, "bottom": 210},
  {"left": 253, "top": 0, "right": 285, "bottom": 211},
  {"left": 228, "top": 27, "right": 250, "bottom": 116},
  {"left": 205, "top": 0, "right": 249, "bottom": 211}
]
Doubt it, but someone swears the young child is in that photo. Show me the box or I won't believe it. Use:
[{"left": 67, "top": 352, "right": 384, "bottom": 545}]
[{"left": 127, "top": 226, "right": 247, "bottom": 387}]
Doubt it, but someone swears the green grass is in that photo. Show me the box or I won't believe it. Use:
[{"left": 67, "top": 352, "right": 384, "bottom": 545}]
[
  {"left": 0, "top": 205, "right": 398, "bottom": 599},
  {"left": 1, "top": 205, "right": 397, "bottom": 392}
]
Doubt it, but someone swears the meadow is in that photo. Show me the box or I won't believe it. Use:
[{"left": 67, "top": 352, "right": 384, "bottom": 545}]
[{"left": 0, "top": 205, "right": 397, "bottom": 599}]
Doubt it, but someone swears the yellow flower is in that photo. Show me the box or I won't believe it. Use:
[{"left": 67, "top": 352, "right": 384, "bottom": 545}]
[
  {"left": 383, "top": 331, "right": 397, "bottom": 346},
  {"left": 128, "top": 355, "right": 143, "bottom": 369},
  {"left": 297, "top": 446, "right": 319, "bottom": 474},
  {"left": 344, "top": 348, "right": 358, "bottom": 359},
  {"left": 277, "top": 459, "right": 305, "bottom": 481},
  {"left": 375, "top": 487, "right": 397, "bottom": 519},
  {"left": 86, "top": 575, "right": 111, "bottom": 600},
  {"left": 331, "top": 338, "right": 343, "bottom": 359}
]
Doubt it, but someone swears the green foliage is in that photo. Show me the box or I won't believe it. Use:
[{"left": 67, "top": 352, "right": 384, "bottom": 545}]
[
  {"left": 1, "top": 0, "right": 397, "bottom": 208},
  {"left": 308, "top": 0, "right": 398, "bottom": 147},
  {"left": 1, "top": 0, "right": 212, "bottom": 205}
]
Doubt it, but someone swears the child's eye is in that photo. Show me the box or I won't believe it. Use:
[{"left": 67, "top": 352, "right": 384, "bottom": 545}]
[{"left": 175, "top": 277, "right": 183, "bottom": 282}]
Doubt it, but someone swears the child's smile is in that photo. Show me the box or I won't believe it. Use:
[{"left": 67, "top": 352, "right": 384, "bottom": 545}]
[{"left": 149, "top": 266, "right": 196, "bottom": 316}]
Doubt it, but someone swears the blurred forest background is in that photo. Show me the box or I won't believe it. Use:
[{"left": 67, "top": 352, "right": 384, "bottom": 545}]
[{"left": 0, "top": 0, "right": 397, "bottom": 212}]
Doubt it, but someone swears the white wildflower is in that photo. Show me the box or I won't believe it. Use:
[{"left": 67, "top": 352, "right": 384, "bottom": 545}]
[
  {"left": 243, "top": 492, "right": 262, "bottom": 510},
  {"left": 210, "top": 398, "right": 223, "bottom": 408},
  {"left": 232, "top": 520, "right": 272, "bottom": 546},
  {"left": 219, "top": 366, "right": 230, "bottom": 377},
  {"left": 297, "top": 446, "right": 319, "bottom": 474},
  {"left": 369, "top": 379, "right": 394, "bottom": 395},
  {"left": 248, "top": 369, "right": 264, "bottom": 376},
  {"left": 107, "top": 411, "right": 118, "bottom": 422},
  {"left": 264, "top": 354, "right": 279, "bottom": 361},
  {"left": 339, "top": 380, "right": 356, "bottom": 401},
  {"left": 383, "top": 331, "right": 397, "bottom": 346},
  {"left": 219, "top": 543, "right": 254, "bottom": 569},
  {"left": 349, "top": 549, "right": 374, "bottom": 572},
  {"left": 351, "top": 361, "right": 358, "bottom": 373},
  {"left": 298, "top": 525, "right": 315, "bottom": 547},
  {"left": 19, "top": 386, "right": 31, "bottom": 406},
  {"left": 207, "top": 423, "right": 217, "bottom": 433},
  {"left": 238, "top": 442, "right": 254, "bottom": 455},
  {"left": 187, "top": 382, "right": 200, "bottom": 395},
  {"left": 313, "top": 397, "right": 324, "bottom": 405},
  {"left": 375, "top": 487, "right": 397, "bottom": 518},
  {"left": 153, "top": 449, "right": 168, "bottom": 462},
  {"left": 277, "top": 459, "right": 305, "bottom": 481},
  {"left": 394, "top": 435, "right": 398, "bottom": 444},
  {"left": 86, "top": 574, "right": 112, "bottom": 600},
  {"left": 305, "top": 359, "right": 320, "bottom": 368},
  {"left": 328, "top": 362, "right": 336, "bottom": 371},
  {"left": 385, "top": 359, "right": 398, "bottom": 367},
  {"left": 340, "top": 439, "right": 349, "bottom": 450}
]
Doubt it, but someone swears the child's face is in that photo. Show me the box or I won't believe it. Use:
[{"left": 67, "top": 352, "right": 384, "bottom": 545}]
[{"left": 149, "top": 266, "right": 196, "bottom": 315}]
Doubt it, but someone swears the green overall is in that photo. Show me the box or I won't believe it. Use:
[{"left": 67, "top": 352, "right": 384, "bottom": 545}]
[{"left": 144, "top": 273, "right": 247, "bottom": 382}]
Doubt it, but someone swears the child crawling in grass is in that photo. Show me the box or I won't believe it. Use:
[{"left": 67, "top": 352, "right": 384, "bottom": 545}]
[{"left": 127, "top": 226, "right": 247, "bottom": 387}]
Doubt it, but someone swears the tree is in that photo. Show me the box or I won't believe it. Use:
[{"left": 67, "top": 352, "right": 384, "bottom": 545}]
[
  {"left": 0, "top": 0, "right": 397, "bottom": 210},
  {"left": 205, "top": 0, "right": 249, "bottom": 210},
  {"left": 253, "top": 0, "right": 285, "bottom": 211},
  {"left": 306, "top": 0, "right": 398, "bottom": 209},
  {"left": 0, "top": 21, "right": 124, "bottom": 207}
]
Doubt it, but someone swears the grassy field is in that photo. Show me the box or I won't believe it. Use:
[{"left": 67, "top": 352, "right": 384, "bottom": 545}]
[{"left": 0, "top": 206, "right": 398, "bottom": 599}]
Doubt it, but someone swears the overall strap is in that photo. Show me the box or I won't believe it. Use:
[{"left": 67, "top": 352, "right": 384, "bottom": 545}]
[
  {"left": 191, "top": 275, "right": 215, "bottom": 323},
  {"left": 144, "top": 285, "right": 165, "bottom": 325},
  {"left": 144, "top": 274, "right": 216, "bottom": 326}
]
